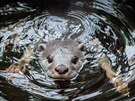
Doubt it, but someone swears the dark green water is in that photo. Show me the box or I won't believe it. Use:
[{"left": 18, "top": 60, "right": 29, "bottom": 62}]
[{"left": 0, "top": 0, "right": 135, "bottom": 101}]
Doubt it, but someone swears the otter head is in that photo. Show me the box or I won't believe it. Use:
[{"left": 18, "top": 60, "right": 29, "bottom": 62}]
[{"left": 37, "top": 39, "right": 85, "bottom": 80}]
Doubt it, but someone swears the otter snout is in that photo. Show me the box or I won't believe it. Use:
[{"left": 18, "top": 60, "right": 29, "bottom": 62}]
[{"left": 55, "top": 64, "right": 69, "bottom": 74}]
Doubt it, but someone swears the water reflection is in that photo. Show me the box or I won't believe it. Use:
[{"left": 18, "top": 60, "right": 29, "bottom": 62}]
[{"left": 0, "top": 0, "right": 135, "bottom": 101}]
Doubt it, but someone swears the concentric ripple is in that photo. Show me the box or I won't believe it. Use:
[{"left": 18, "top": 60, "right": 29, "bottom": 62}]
[{"left": 0, "top": 0, "right": 135, "bottom": 101}]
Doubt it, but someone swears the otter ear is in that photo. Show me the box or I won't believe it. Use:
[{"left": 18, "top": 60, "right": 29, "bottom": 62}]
[
  {"left": 37, "top": 43, "right": 46, "bottom": 52},
  {"left": 78, "top": 43, "right": 85, "bottom": 51}
]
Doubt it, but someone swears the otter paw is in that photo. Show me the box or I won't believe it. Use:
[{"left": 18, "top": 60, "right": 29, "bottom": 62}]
[
  {"left": 6, "top": 63, "right": 26, "bottom": 73},
  {"left": 111, "top": 76, "right": 129, "bottom": 96}
]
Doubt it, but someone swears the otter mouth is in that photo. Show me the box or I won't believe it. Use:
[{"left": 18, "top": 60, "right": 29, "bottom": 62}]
[
  {"left": 48, "top": 75, "right": 78, "bottom": 81},
  {"left": 48, "top": 75, "right": 74, "bottom": 80},
  {"left": 47, "top": 69, "right": 78, "bottom": 80}
]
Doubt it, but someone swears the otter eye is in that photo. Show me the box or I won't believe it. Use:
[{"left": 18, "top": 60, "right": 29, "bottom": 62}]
[
  {"left": 47, "top": 55, "right": 53, "bottom": 63},
  {"left": 71, "top": 56, "right": 79, "bottom": 64}
]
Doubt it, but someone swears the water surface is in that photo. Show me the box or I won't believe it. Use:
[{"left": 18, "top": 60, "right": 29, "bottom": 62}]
[{"left": 0, "top": 0, "right": 135, "bottom": 101}]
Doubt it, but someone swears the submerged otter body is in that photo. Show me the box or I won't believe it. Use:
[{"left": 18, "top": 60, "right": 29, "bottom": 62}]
[{"left": 7, "top": 37, "right": 130, "bottom": 95}]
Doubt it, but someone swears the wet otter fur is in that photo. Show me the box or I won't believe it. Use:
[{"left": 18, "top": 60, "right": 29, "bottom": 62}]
[
  {"left": 6, "top": 39, "right": 129, "bottom": 95},
  {"left": 7, "top": 39, "right": 85, "bottom": 79}
]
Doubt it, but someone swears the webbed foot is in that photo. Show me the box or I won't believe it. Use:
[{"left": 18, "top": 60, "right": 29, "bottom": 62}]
[
  {"left": 6, "top": 63, "right": 26, "bottom": 73},
  {"left": 111, "top": 76, "right": 129, "bottom": 96}
]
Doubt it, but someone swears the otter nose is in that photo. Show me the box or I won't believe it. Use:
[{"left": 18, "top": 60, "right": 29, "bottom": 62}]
[{"left": 55, "top": 64, "right": 69, "bottom": 74}]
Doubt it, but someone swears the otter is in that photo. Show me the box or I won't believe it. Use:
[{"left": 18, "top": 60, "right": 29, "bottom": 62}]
[
  {"left": 7, "top": 39, "right": 85, "bottom": 80},
  {"left": 6, "top": 39, "right": 129, "bottom": 95}
]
